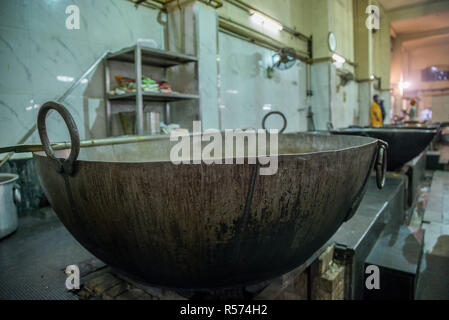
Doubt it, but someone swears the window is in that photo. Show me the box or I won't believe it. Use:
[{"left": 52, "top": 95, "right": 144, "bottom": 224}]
[{"left": 422, "top": 65, "right": 449, "bottom": 82}]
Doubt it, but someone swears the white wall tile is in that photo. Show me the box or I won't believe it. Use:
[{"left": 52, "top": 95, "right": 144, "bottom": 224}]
[
  {"left": 218, "top": 32, "right": 307, "bottom": 133},
  {"left": 0, "top": 0, "right": 165, "bottom": 148}
]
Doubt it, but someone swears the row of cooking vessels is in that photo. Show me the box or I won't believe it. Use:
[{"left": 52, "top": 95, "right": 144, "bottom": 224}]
[{"left": 28, "top": 103, "right": 446, "bottom": 289}]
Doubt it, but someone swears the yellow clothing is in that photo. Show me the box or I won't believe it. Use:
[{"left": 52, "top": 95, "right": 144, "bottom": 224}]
[{"left": 370, "top": 102, "right": 383, "bottom": 127}]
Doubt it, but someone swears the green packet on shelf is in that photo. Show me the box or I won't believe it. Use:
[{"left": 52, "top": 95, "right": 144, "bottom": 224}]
[{"left": 142, "top": 76, "right": 157, "bottom": 85}]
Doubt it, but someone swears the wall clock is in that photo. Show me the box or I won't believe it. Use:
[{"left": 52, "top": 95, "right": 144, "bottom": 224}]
[{"left": 328, "top": 32, "right": 337, "bottom": 52}]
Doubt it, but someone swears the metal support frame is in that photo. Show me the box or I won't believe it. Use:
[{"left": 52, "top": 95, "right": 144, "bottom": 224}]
[
  {"left": 135, "top": 44, "right": 144, "bottom": 136},
  {"left": 104, "top": 59, "right": 112, "bottom": 137},
  {"left": 104, "top": 44, "right": 198, "bottom": 137},
  {"left": 164, "top": 67, "right": 170, "bottom": 124}
]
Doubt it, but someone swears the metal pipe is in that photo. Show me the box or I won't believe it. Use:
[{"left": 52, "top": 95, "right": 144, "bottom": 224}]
[
  {"left": 179, "top": 2, "right": 185, "bottom": 54},
  {"left": 0, "top": 135, "right": 171, "bottom": 155},
  {"left": 104, "top": 59, "right": 112, "bottom": 137},
  {"left": 219, "top": 16, "right": 310, "bottom": 62},
  {"left": 216, "top": 10, "right": 223, "bottom": 131},
  {"left": 156, "top": 0, "right": 223, "bottom": 9},
  {"left": 225, "top": 0, "right": 249, "bottom": 13},
  {"left": 135, "top": 45, "right": 144, "bottom": 136},
  {"left": 226, "top": 0, "right": 311, "bottom": 42},
  {"left": 219, "top": 21, "right": 279, "bottom": 52},
  {"left": 62, "top": 50, "right": 111, "bottom": 103},
  {"left": 131, "top": 0, "right": 163, "bottom": 10},
  {"left": 0, "top": 50, "right": 110, "bottom": 167},
  {"left": 328, "top": 62, "right": 333, "bottom": 127}
]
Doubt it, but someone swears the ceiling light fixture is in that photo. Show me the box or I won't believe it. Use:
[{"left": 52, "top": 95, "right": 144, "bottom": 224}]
[
  {"left": 57, "top": 75, "right": 74, "bottom": 82},
  {"left": 399, "top": 81, "right": 411, "bottom": 89},
  {"left": 332, "top": 53, "right": 345, "bottom": 68},
  {"left": 250, "top": 11, "right": 283, "bottom": 32}
]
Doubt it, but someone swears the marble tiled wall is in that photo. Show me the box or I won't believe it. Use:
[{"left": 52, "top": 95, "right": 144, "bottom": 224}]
[
  {"left": 1, "top": 0, "right": 365, "bottom": 153},
  {"left": 358, "top": 81, "right": 373, "bottom": 127},
  {"left": 196, "top": 3, "right": 219, "bottom": 130},
  {"left": 166, "top": 1, "right": 219, "bottom": 131},
  {"left": 311, "top": 62, "right": 331, "bottom": 130},
  {"left": 218, "top": 32, "right": 307, "bottom": 133},
  {"left": 311, "top": 61, "right": 360, "bottom": 130},
  {"left": 0, "top": 0, "right": 165, "bottom": 150},
  {"left": 332, "top": 71, "right": 359, "bottom": 129}
]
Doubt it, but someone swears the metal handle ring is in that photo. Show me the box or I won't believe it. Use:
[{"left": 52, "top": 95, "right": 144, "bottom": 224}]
[
  {"left": 375, "top": 142, "right": 387, "bottom": 189},
  {"left": 37, "top": 101, "right": 80, "bottom": 175},
  {"left": 262, "top": 111, "right": 287, "bottom": 134},
  {"left": 13, "top": 184, "right": 21, "bottom": 205}
]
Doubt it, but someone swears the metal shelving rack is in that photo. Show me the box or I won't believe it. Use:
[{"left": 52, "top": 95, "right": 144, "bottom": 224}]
[{"left": 104, "top": 44, "right": 199, "bottom": 136}]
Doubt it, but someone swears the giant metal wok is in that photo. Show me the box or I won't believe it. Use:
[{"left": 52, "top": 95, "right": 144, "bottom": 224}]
[
  {"left": 33, "top": 102, "right": 386, "bottom": 289},
  {"left": 331, "top": 127, "right": 437, "bottom": 171}
]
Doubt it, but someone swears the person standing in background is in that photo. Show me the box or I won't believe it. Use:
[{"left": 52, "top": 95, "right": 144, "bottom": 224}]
[
  {"left": 409, "top": 99, "right": 418, "bottom": 122},
  {"left": 370, "top": 95, "right": 383, "bottom": 127},
  {"left": 379, "top": 97, "right": 386, "bottom": 124}
]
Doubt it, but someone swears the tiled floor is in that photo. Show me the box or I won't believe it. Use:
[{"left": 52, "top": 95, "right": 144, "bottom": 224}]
[
  {"left": 0, "top": 208, "right": 93, "bottom": 300},
  {"left": 416, "top": 171, "right": 449, "bottom": 300},
  {"left": 1, "top": 171, "right": 448, "bottom": 300},
  {"left": 439, "top": 145, "right": 449, "bottom": 163}
]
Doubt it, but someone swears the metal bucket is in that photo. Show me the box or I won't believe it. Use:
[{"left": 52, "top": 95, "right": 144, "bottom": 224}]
[
  {"left": 0, "top": 173, "right": 21, "bottom": 239},
  {"left": 33, "top": 102, "right": 386, "bottom": 288}
]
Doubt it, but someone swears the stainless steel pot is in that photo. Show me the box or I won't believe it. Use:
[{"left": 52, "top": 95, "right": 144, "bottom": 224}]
[
  {"left": 0, "top": 173, "right": 21, "bottom": 239},
  {"left": 145, "top": 112, "right": 160, "bottom": 135}
]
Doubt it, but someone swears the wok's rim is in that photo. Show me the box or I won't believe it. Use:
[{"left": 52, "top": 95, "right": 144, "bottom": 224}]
[
  {"left": 32, "top": 133, "right": 381, "bottom": 288},
  {"left": 333, "top": 128, "right": 437, "bottom": 134},
  {"left": 32, "top": 134, "right": 380, "bottom": 165},
  {"left": 0, "top": 173, "right": 19, "bottom": 185}
]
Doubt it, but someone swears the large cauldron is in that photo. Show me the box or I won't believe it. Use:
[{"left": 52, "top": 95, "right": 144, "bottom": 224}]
[
  {"left": 331, "top": 128, "right": 437, "bottom": 171},
  {"left": 383, "top": 124, "right": 440, "bottom": 130},
  {"left": 33, "top": 102, "right": 385, "bottom": 289}
]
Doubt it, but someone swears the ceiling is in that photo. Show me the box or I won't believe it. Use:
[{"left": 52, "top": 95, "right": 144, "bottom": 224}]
[
  {"left": 402, "top": 33, "right": 449, "bottom": 48},
  {"left": 391, "top": 11, "right": 449, "bottom": 34},
  {"left": 378, "top": 0, "right": 439, "bottom": 11}
]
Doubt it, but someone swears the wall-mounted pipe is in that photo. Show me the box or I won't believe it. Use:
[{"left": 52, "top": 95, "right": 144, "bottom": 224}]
[
  {"left": 132, "top": 0, "right": 223, "bottom": 10},
  {"left": 218, "top": 16, "right": 310, "bottom": 62},
  {"left": 219, "top": 21, "right": 278, "bottom": 51},
  {"left": 226, "top": 0, "right": 311, "bottom": 42},
  {"left": 328, "top": 61, "right": 333, "bottom": 127},
  {"left": 155, "top": 0, "right": 223, "bottom": 9},
  {"left": 129, "top": 0, "right": 164, "bottom": 10}
]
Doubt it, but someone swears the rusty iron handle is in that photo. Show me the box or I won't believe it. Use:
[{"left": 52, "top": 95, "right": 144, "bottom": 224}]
[
  {"left": 37, "top": 101, "right": 80, "bottom": 175},
  {"left": 13, "top": 184, "right": 21, "bottom": 205},
  {"left": 375, "top": 141, "right": 387, "bottom": 189},
  {"left": 262, "top": 111, "right": 287, "bottom": 134}
]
